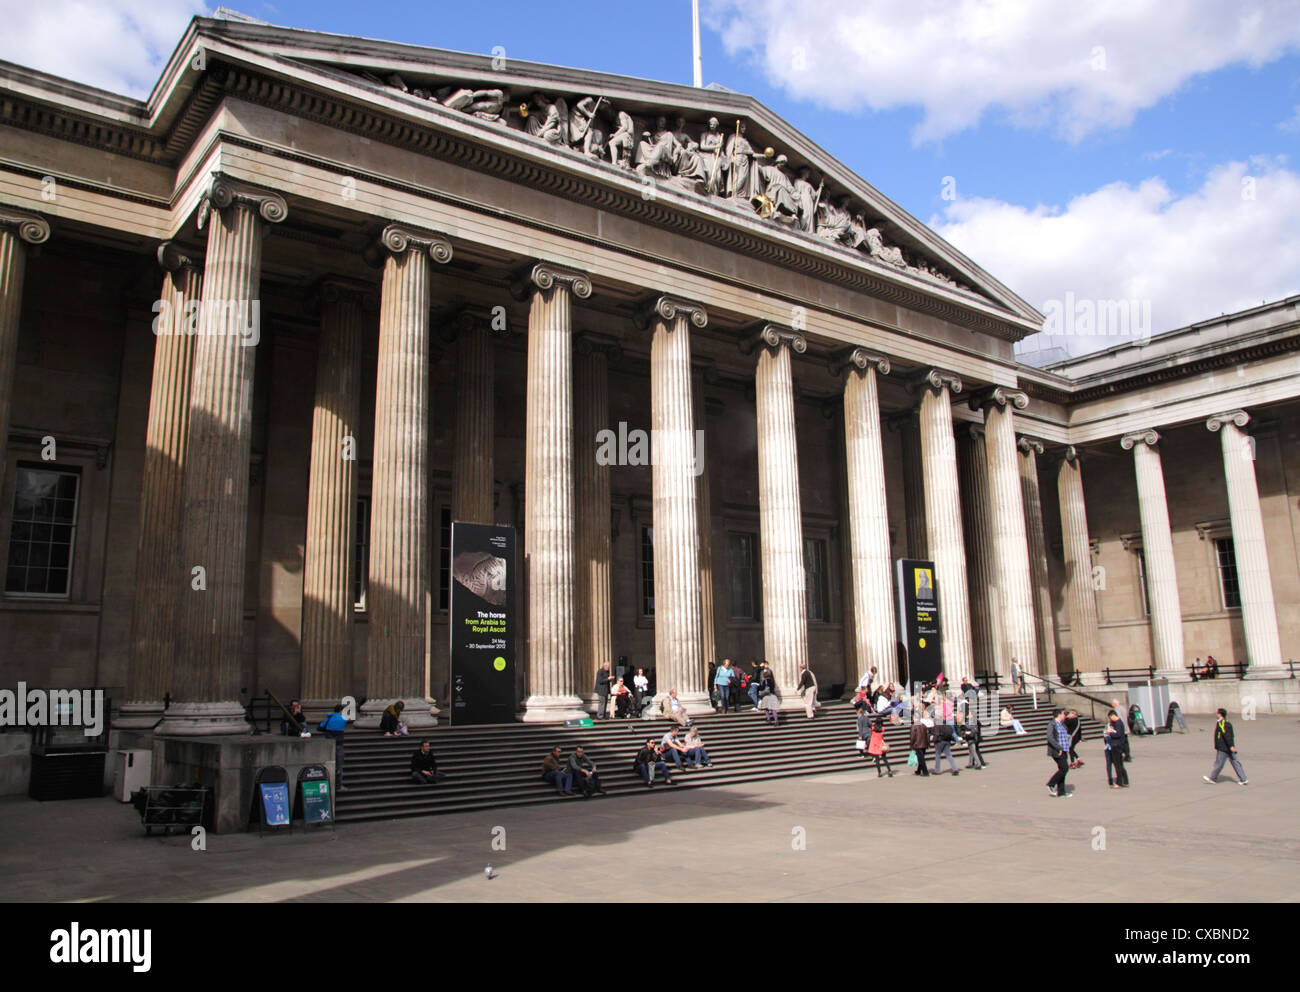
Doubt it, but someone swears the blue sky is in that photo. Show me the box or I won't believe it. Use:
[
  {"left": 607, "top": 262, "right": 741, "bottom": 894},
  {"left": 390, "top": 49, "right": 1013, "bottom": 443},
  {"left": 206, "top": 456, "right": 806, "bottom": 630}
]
[{"left": 3, "top": 0, "right": 1298, "bottom": 358}]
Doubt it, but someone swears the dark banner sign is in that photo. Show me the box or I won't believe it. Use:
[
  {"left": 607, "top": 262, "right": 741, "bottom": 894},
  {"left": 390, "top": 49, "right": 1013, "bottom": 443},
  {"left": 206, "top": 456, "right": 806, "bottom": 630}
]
[
  {"left": 895, "top": 558, "right": 942, "bottom": 685},
  {"left": 449, "top": 522, "right": 517, "bottom": 725}
]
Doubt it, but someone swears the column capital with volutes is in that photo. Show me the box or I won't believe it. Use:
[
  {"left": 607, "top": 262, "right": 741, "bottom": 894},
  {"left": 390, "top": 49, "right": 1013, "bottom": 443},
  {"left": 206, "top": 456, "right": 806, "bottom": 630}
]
[
  {"left": 0, "top": 206, "right": 51, "bottom": 245},
  {"left": 1120, "top": 428, "right": 1161, "bottom": 450},
  {"left": 740, "top": 322, "right": 807, "bottom": 357},
  {"left": 510, "top": 261, "right": 592, "bottom": 300},
  {"left": 828, "top": 346, "right": 890, "bottom": 379},
  {"left": 1206, "top": 409, "right": 1250, "bottom": 432},
  {"left": 196, "top": 173, "right": 288, "bottom": 231}
]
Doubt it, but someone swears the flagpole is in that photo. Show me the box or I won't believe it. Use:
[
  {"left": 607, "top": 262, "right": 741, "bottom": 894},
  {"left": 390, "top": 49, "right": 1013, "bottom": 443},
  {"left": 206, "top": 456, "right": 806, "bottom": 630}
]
[{"left": 692, "top": 0, "right": 703, "bottom": 87}]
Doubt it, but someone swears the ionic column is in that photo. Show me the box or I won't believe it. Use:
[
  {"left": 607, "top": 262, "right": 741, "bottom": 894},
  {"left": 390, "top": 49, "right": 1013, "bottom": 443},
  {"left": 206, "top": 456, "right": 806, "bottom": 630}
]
[
  {"left": 834, "top": 348, "right": 897, "bottom": 684},
  {"left": 958, "top": 425, "right": 1000, "bottom": 677},
  {"left": 1057, "top": 446, "right": 1101, "bottom": 673},
  {"left": 1120, "top": 430, "right": 1185, "bottom": 674},
  {"left": 977, "top": 388, "right": 1038, "bottom": 678},
  {"left": 517, "top": 262, "right": 591, "bottom": 722},
  {"left": 901, "top": 413, "right": 928, "bottom": 559},
  {"left": 747, "top": 324, "right": 809, "bottom": 703},
  {"left": 300, "top": 279, "right": 370, "bottom": 708},
  {"left": 692, "top": 364, "right": 717, "bottom": 679},
  {"left": 118, "top": 244, "right": 202, "bottom": 729},
  {"left": 358, "top": 225, "right": 452, "bottom": 729},
  {"left": 450, "top": 311, "right": 498, "bottom": 525},
  {"left": 1017, "top": 436, "right": 1058, "bottom": 678},
  {"left": 0, "top": 208, "right": 50, "bottom": 469},
  {"left": 917, "top": 370, "right": 973, "bottom": 678},
  {"left": 636, "top": 297, "right": 709, "bottom": 707},
  {"left": 574, "top": 333, "right": 618, "bottom": 705},
  {"left": 158, "top": 176, "right": 286, "bottom": 736},
  {"left": 1207, "top": 411, "right": 1283, "bottom": 674}
]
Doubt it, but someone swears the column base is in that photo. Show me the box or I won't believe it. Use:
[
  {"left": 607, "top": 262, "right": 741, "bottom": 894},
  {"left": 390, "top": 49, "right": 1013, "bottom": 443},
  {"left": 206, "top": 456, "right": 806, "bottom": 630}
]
[
  {"left": 114, "top": 701, "right": 166, "bottom": 730},
  {"left": 1242, "top": 667, "right": 1289, "bottom": 681},
  {"left": 519, "top": 694, "right": 589, "bottom": 723},
  {"left": 355, "top": 697, "right": 440, "bottom": 730},
  {"left": 154, "top": 701, "right": 251, "bottom": 737}
]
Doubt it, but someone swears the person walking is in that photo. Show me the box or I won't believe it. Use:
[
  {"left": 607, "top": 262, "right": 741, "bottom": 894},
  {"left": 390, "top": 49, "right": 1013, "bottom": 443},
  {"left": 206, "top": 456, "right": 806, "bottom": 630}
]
[
  {"left": 1065, "top": 709, "right": 1084, "bottom": 769},
  {"left": 909, "top": 718, "right": 931, "bottom": 777},
  {"left": 1046, "top": 708, "right": 1072, "bottom": 798},
  {"left": 757, "top": 663, "right": 780, "bottom": 726},
  {"left": 728, "top": 662, "right": 743, "bottom": 712},
  {"left": 797, "top": 664, "right": 819, "bottom": 719},
  {"left": 931, "top": 718, "right": 960, "bottom": 776},
  {"left": 867, "top": 717, "right": 894, "bottom": 778},
  {"left": 747, "top": 661, "right": 763, "bottom": 710},
  {"left": 1203, "top": 708, "right": 1248, "bottom": 785},
  {"left": 594, "top": 661, "right": 614, "bottom": 720},
  {"left": 1103, "top": 710, "right": 1129, "bottom": 788},
  {"left": 854, "top": 700, "right": 873, "bottom": 760},
  {"left": 961, "top": 713, "right": 987, "bottom": 769},
  {"left": 714, "top": 659, "right": 734, "bottom": 714}
]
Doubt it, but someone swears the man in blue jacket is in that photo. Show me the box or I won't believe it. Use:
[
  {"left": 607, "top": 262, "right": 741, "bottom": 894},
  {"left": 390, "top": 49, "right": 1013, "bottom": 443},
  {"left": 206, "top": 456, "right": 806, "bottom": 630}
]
[
  {"left": 1045, "top": 708, "right": 1072, "bottom": 798},
  {"left": 319, "top": 704, "right": 349, "bottom": 791}
]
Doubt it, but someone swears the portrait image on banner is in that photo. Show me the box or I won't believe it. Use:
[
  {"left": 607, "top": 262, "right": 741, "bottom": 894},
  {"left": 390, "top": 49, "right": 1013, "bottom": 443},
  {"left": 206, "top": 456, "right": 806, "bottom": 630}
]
[
  {"left": 449, "top": 522, "right": 517, "bottom": 725},
  {"left": 895, "top": 558, "right": 942, "bottom": 686}
]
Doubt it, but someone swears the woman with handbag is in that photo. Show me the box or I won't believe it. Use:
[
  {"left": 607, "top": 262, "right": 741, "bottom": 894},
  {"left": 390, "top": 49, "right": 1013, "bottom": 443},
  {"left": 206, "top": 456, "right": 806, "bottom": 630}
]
[
  {"left": 854, "top": 700, "right": 872, "bottom": 759},
  {"left": 867, "top": 717, "right": 894, "bottom": 777}
]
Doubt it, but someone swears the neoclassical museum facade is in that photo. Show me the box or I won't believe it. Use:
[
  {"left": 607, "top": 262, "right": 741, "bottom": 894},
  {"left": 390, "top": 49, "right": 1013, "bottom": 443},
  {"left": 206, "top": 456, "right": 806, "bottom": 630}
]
[{"left": 0, "top": 16, "right": 1296, "bottom": 732}]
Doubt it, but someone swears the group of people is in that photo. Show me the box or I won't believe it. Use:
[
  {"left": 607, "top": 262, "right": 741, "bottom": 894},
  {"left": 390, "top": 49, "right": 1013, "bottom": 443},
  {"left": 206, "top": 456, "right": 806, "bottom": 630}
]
[
  {"left": 593, "top": 662, "right": 653, "bottom": 720},
  {"left": 537, "top": 728, "right": 716, "bottom": 795},
  {"left": 1190, "top": 656, "right": 1221, "bottom": 680}
]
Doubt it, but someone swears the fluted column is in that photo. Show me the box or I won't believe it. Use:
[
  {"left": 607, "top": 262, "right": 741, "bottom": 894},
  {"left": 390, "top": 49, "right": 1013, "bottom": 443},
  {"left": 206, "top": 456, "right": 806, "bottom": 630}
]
[
  {"left": 574, "top": 333, "right": 617, "bottom": 706},
  {"left": 692, "top": 364, "right": 717, "bottom": 678},
  {"left": 300, "top": 279, "right": 370, "bottom": 706},
  {"left": 748, "top": 324, "right": 809, "bottom": 703},
  {"left": 1057, "top": 447, "right": 1101, "bottom": 673},
  {"left": 518, "top": 262, "right": 591, "bottom": 722},
  {"left": 958, "top": 425, "right": 1000, "bottom": 677},
  {"left": 1121, "top": 429, "right": 1184, "bottom": 674},
  {"left": 450, "top": 311, "right": 497, "bottom": 524},
  {"left": 900, "top": 414, "right": 928, "bottom": 559},
  {"left": 977, "top": 388, "right": 1038, "bottom": 678},
  {"left": 836, "top": 348, "right": 897, "bottom": 684},
  {"left": 0, "top": 208, "right": 50, "bottom": 470},
  {"left": 118, "top": 244, "right": 202, "bottom": 728},
  {"left": 1018, "top": 436, "right": 1058, "bottom": 677},
  {"left": 917, "top": 370, "right": 973, "bottom": 679},
  {"left": 358, "top": 225, "right": 452, "bottom": 729},
  {"left": 641, "top": 297, "right": 708, "bottom": 707},
  {"left": 1207, "top": 411, "right": 1283, "bottom": 674},
  {"left": 158, "top": 176, "right": 286, "bottom": 735}
]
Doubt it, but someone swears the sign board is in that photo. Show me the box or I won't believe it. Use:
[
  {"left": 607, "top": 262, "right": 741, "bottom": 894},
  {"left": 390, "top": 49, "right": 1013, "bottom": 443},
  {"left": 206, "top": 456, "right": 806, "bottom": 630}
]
[
  {"left": 449, "top": 522, "right": 518, "bottom": 725},
  {"left": 298, "top": 764, "right": 332, "bottom": 824},
  {"left": 259, "top": 783, "right": 291, "bottom": 827},
  {"left": 895, "top": 558, "right": 942, "bottom": 685}
]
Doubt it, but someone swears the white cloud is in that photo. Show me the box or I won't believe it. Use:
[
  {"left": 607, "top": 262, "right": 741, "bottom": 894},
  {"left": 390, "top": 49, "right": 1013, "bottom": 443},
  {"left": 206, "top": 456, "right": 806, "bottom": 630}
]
[
  {"left": 930, "top": 157, "right": 1300, "bottom": 357},
  {"left": 0, "top": 0, "right": 209, "bottom": 98},
  {"left": 1281, "top": 106, "right": 1300, "bottom": 133},
  {"left": 704, "top": 0, "right": 1300, "bottom": 142}
]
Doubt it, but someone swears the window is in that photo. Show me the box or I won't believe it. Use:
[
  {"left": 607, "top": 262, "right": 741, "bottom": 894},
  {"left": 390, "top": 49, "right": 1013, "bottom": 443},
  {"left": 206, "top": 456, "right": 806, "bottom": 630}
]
[
  {"left": 438, "top": 505, "right": 452, "bottom": 612},
  {"left": 1214, "top": 537, "right": 1241, "bottom": 610},
  {"left": 353, "top": 495, "right": 370, "bottom": 610},
  {"left": 728, "top": 532, "right": 759, "bottom": 620},
  {"left": 804, "top": 537, "right": 829, "bottom": 622},
  {"left": 640, "top": 525, "right": 655, "bottom": 617},
  {"left": 5, "top": 464, "right": 80, "bottom": 597}
]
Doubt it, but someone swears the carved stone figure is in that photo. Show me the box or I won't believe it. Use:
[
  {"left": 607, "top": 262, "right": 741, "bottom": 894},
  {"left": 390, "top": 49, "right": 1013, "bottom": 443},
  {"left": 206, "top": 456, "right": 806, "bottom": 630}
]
[
  {"left": 609, "top": 109, "right": 636, "bottom": 168},
  {"left": 793, "top": 166, "right": 819, "bottom": 233},
  {"left": 525, "top": 92, "right": 568, "bottom": 144},
  {"left": 865, "top": 227, "right": 908, "bottom": 268},
  {"left": 699, "top": 117, "right": 725, "bottom": 194},
  {"left": 754, "top": 154, "right": 798, "bottom": 223},
  {"left": 816, "top": 196, "right": 852, "bottom": 242},
  {"left": 438, "top": 87, "right": 509, "bottom": 122},
  {"left": 570, "top": 97, "right": 609, "bottom": 158},
  {"left": 721, "top": 121, "right": 756, "bottom": 201}
]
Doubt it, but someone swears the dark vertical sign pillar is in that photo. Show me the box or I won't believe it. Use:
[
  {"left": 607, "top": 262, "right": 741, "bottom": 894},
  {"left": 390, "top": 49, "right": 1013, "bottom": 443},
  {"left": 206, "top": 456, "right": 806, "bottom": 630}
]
[
  {"left": 449, "top": 522, "right": 518, "bottom": 724},
  {"left": 895, "top": 558, "right": 942, "bottom": 686}
]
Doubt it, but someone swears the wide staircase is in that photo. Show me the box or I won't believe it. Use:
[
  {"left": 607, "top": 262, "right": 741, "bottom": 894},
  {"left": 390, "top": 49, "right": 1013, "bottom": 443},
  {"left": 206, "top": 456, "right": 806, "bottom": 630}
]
[{"left": 333, "top": 693, "right": 1098, "bottom": 823}]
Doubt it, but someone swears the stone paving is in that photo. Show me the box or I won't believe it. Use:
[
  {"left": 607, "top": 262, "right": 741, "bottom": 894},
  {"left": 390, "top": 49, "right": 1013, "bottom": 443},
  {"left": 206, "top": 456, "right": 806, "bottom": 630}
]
[{"left": 1, "top": 713, "right": 1294, "bottom": 902}]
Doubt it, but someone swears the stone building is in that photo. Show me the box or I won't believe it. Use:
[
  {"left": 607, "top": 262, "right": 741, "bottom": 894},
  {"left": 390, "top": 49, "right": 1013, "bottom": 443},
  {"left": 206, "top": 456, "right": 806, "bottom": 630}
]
[{"left": 0, "top": 15, "right": 1295, "bottom": 734}]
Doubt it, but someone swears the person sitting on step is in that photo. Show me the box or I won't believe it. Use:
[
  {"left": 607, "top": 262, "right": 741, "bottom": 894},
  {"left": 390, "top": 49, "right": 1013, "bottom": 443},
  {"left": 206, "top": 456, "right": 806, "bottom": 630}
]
[
  {"left": 660, "top": 727, "right": 691, "bottom": 768},
  {"left": 682, "top": 727, "right": 712, "bottom": 768},
  {"left": 541, "top": 745, "right": 576, "bottom": 797},
  {"left": 568, "top": 745, "right": 605, "bottom": 798},
  {"left": 633, "top": 738, "right": 675, "bottom": 788},
  {"left": 658, "top": 688, "right": 692, "bottom": 728},
  {"left": 379, "top": 700, "right": 407, "bottom": 737},
  {"left": 1000, "top": 705, "right": 1028, "bottom": 735},
  {"left": 410, "top": 739, "right": 444, "bottom": 785}
]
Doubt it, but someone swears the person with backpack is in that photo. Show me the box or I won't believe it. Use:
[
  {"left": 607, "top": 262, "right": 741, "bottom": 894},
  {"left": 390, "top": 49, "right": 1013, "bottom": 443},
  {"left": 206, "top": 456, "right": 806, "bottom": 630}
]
[
  {"left": 909, "top": 718, "right": 931, "bottom": 777},
  {"left": 714, "top": 658, "right": 735, "bottom": 713},
  {"left": 1203, "top": 708, "right": 1248, "bottom": 785},
  {"left": 1103, "top": 710, "right": 1129, "bottom": 789},
  {"left": 867, "top": 717, "right": 894, "bottom": 778}
]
